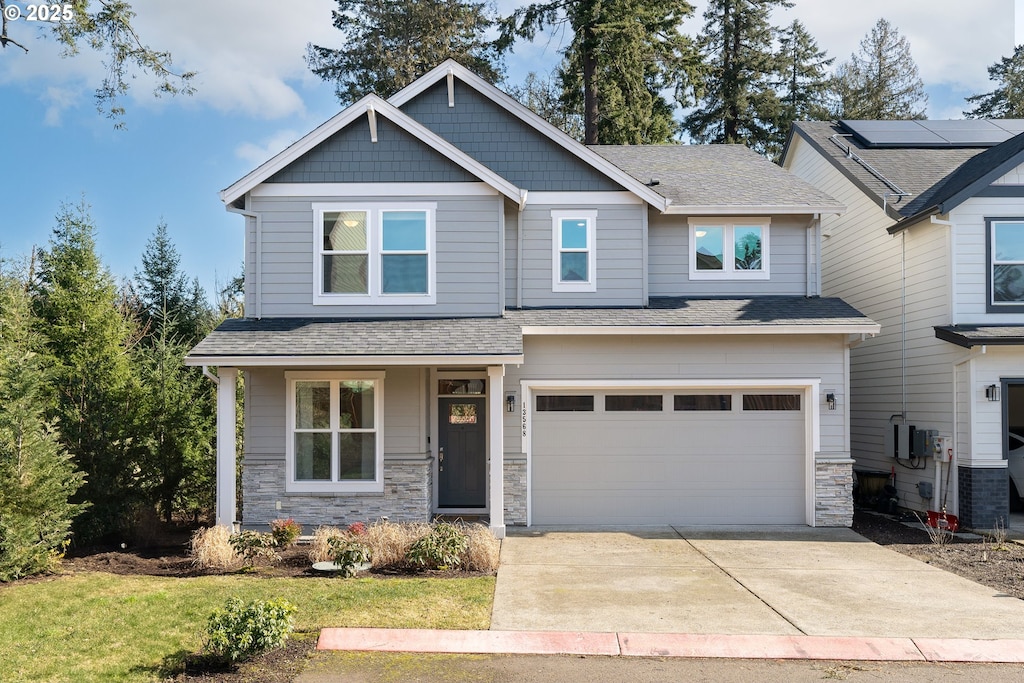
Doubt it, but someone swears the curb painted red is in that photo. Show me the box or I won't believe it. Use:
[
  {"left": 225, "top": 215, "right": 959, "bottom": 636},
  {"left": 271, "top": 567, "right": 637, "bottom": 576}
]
[{"left": 316, "top": 628, "right": 1024, "bottom": 663}]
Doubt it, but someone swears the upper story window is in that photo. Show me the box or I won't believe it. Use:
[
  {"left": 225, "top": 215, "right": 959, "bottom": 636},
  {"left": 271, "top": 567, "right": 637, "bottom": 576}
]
[
  {"left": 689, "top": 218, "right": 770, "bottom": 280},
  {"left": 552, "top": 210, "right": 597, "bottom": 292},
  {"left": 314, "top": 203, "right": 436, "bottom": 305},
  {"left": 988, "top": 218, "right": 1024, "bottom": 311}
]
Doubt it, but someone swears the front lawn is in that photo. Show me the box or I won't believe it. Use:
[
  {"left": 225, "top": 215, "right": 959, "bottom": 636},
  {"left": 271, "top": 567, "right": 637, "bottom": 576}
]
[{"left": 0, "top": 571, "right": 494, "bottom": 683}]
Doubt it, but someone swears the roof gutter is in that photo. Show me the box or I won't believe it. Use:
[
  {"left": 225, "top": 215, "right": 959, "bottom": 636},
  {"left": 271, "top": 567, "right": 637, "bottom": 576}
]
[{"left": 663, "top": 204, "right": 845, "bottom": 216}]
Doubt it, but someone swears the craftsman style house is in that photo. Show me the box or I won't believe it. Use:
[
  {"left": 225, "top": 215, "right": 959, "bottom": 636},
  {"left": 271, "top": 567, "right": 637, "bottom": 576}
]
[
  {"left": 187, "top": 62, "right": 878, "bottom": 537},
  {"left": 783, "top": 119, "right": 1024, "bottom": 529}
]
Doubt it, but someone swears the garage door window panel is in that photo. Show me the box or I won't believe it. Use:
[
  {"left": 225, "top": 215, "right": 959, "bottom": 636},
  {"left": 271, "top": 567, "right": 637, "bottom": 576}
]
[
  {"left": 605, "top": 395, "right": 663, "bottom": 411},
  {"left": 743, "top": 394, "right": 800, "bottom": 411},
  {"left": 536, "top": 395, "right": 594, "bottom": 412},
  {"left": 674, "top": 394, "right": 732, "bottom": 411}
]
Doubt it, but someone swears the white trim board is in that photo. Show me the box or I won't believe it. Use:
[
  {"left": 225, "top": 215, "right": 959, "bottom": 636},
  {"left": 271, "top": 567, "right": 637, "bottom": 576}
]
[
  {"left": 185, "top": 354, "right": 524, "bottom": 367},
  {"left": 251, "top": 183, "right": 499, "bottom": 198},
  {"left": 519, "top": 324, "right": 881, "bottom": 336}
]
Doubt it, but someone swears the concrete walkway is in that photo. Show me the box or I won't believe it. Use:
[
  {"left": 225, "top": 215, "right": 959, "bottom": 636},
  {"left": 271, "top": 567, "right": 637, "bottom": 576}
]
[{"left": 316, "top": 527, "right": 1024, "bottom": 663}]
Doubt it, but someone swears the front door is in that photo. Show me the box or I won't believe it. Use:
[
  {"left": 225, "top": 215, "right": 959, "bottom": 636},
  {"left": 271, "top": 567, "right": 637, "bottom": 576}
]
[{"left": 438, "top": 397, "right": 486, "bottom": 508}]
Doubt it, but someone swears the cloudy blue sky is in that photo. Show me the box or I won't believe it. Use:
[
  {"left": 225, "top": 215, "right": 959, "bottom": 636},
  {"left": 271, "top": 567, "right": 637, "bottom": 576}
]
[{"left": 0, "top": 0, "right": 1017, "bottom": 297}]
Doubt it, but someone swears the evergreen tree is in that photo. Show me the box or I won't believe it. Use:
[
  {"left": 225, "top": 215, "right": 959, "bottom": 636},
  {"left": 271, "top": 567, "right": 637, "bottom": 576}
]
[
  {"left": 964, "top": 45, "right": 1024, "bottom": 118},
  {"left": 307, "top": 0, "right": 504, "bottom": 105},
  {"left": 772, "top": 19, "right": 833, "bottom": 155},
  {"left": 682, "top": 0, "right": 792, "bottom": 156},
  {"left": 507, "top": 70, "right": 586, "bottom": 141},
  {"left": 32, "top": 201, "right": 143, "bottom": 543},
  {"left": 0, "top": 261, "right": 86, "bottom": 580},
  {"left": 499, "top": 0, "right": 697, "bottom": 144},
  {"left": 832, "top": 18, "right": 928, "bottom": 120}
]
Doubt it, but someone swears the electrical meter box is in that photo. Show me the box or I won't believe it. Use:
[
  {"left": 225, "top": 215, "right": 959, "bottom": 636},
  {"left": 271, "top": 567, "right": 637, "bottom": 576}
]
[
  {"left": 886, "top": 425, "right": 938, "bottom": 459},
  {"left": 913, "top": 429, "right": 939, "bottom": 459}
]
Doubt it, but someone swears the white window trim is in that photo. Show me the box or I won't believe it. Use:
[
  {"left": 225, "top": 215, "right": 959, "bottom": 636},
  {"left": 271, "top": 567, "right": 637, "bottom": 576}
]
[
  {"left": 313, "top": 202, "right": 437, "bottom": 305},
  {"left": 285, "top": 371, "right": 385, "bottom": 493},
  {"left": 988, "top": 218, "right": 1024, "bottom": 309},
  {"left": 688, "top": 217, "right": 770, "bottom": 281},
  {"left": 551, "top": 209, "right": 598, "bottom": 293}
]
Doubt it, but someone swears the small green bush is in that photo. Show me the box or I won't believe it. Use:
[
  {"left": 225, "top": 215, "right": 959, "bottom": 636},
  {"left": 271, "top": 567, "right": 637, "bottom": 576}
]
[
  {"left": 405, "top": 521, "right": 468, "bottom": 570},
  {"left": 204, "top": 597, "right": 296, "bottom": 664},
  {"left": 269, "top": 518, "right": 302, "bottom": 549},
  {"left": 328, "top": 536, "right": 372, "bottom": 577},
  {"left": 228, "top": 530, "right": 279, "bottom": 566}
]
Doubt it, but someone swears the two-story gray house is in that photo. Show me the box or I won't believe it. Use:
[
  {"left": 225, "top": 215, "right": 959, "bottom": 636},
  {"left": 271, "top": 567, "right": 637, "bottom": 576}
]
[
  {"left": 783, "top": 119, "right": 1024, "bottom": 530},
  {"left": 187, "top": 62, "right": 878, "bottom": 537}
]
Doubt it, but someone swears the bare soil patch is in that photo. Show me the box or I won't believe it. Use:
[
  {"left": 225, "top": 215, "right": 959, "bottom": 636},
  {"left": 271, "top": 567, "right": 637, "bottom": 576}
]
[{"left": 851, "top": 509, "right": 1024, "bottom": 600}]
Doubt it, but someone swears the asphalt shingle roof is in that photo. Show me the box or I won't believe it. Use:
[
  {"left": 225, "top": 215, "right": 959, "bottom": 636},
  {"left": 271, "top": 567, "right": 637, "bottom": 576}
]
[
  {"left": 188, "top": 299, "right": 877, "bottom": 360},
  {"left": 591, "top": 144, "right": 843, "bottom": 211},
  {"left": 935, "top": 325, "right": 1024, "bottom": 348},
  {"left": 789, "top": 122, "right": 988, "bottom": 220}
]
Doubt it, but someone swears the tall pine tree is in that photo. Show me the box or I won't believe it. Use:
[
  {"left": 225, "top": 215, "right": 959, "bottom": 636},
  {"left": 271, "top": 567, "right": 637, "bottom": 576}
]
[
  {"left": 964, "top": 45, "right": 1024, "bottom": 118},
  {"left": 32, "top": 201, "right": 143, "bottom": 543},
  {"left": 771, "top": 19, "right": 833, "bottom": 156},
  {"left": 832, "top": 18, "right": 928, "bottom": 120},
  {"left": 500, "top": 0, "right": 697, "bottom": 144},
  {"left": 307, "top": 0, "right": 504, "bottom": 104},
  {"left": 0, "top": 261, "right": 86, "bottom": 580},
  {"left": 682, "top": 0, "right": 792, "bottom": 156}
]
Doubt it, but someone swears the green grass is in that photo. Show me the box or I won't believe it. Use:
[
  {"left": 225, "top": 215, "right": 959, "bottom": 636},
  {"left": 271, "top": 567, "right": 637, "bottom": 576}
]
[{"left": 0, "top": 571, "right": 495, "bottom": 683}]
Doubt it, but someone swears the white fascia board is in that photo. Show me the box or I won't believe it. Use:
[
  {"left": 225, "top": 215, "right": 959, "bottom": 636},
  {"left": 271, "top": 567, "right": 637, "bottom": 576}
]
[
  {"left": 220, "top": 94, "right": 523, "bottom": 207},
  {"left": 527, "top": 191, "right": 642, "bottom": 205},
  {"left": 665, "top": 204, "right": 847, "bottom": 216},
  {"left": 251, "top": 182, "right": 499, "bottom": 198},
  {"left": 185, "top": 354, "right": 525, "bottom": 367},
  {"left": 520, "top": 324, "right": 881, "bottom": 336},
  {"left": 388, "top": 60, "right": 670, "bottom": 212},
  {"left": 524, "top": 378, "right": 820, "bottom": 390}
]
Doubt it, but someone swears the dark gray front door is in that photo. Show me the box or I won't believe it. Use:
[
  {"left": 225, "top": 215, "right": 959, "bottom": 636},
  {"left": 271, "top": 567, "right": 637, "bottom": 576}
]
[{"left": 438, "top": 397, "right": 486, "bottom": 508}]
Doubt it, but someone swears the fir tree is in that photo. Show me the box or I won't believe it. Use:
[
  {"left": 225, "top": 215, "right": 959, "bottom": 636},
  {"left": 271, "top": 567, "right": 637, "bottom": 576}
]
[
  {"left": 0, "top": 262, "right": 86, "bottom": 580},
  {"left": 832, "top": 18, "right": 928, "bottom": 120},
  {"left": 507, "top": 70, "right": 586, "bottom": 141},
  {"left": 32, "top": 201, "right": 143, "bottom": 542},
  {"left": 499, "top": 0, "right": 697, "bottom": 144},
  {"left": 964, "top": 45, "right": 1024, "bottom": 118},
  {"left": 772, "top": 19, "right": 833, "bottom": 156},
  {"left": 682, "top": 0, "right": 792, "bottom": 156},
  {"left": 307, "top": 0, "right": 504, "bottom": 104}
]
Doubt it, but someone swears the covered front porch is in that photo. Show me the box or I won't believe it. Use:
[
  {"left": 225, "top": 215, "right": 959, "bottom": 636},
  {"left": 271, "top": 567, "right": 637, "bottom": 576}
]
[{"left": 185, "top": 317, "right": 524, "bottom": 539}]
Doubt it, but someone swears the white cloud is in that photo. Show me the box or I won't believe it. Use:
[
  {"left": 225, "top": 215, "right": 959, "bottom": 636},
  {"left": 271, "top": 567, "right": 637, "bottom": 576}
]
[
  {"left": 235, "top": 128, "right": 303, "bottom": 165},
  {"left": 41, "top": 85, "right": 80, "bottom": 126}
]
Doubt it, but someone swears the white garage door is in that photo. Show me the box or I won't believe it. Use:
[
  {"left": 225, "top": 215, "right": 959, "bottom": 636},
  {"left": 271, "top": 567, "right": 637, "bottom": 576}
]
[{"left": 531, "top": 390, "right": 806, "bottom": 525}]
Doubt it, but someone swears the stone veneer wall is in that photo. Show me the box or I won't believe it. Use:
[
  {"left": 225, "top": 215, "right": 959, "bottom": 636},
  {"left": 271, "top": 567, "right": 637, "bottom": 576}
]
[
  {"left": 815, "top": 458, "right": 854, "bottom": 527},
  {"left": 241, "top": 456, "right": 432, "bottom": 529},
  {"left": 503, "top": 456, "right": 527, "bottom": 526},
  {"left": 958, "top": 466, "right": 1008, "bottom": 530}
]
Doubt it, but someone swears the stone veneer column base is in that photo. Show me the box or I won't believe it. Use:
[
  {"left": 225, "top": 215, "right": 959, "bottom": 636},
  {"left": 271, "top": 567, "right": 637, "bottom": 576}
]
[
  {"left": 503, "top": 457, "right": 527, "bottom": 526},
  {"left": 241, "top": 457, "right": 431, "bottom": 529},
  {"left": 957, "top": 466, "right": 1008, "bottom": 530},
  {"left": 815, "top": 459, "right": 854, "bottom": 527}
]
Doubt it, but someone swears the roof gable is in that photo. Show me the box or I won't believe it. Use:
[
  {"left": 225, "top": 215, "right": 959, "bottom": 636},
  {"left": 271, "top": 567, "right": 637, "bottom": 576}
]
[{"left": 220, "top": 94, "right": 523, "bottom": 207}]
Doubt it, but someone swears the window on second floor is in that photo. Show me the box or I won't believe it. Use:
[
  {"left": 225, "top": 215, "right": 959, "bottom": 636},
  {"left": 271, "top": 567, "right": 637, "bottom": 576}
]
[
  {"left": 552, "top": 210, "right": 597, "bottom": 292},
  {"left": 313, "top": 203, "right": 436, "bottom": 305},
  {"left": 988, "top": 218, "right": 1024, "bottom": 311},
  {"left": 689, "top": 218, "right": 770, "bottom": 280}
]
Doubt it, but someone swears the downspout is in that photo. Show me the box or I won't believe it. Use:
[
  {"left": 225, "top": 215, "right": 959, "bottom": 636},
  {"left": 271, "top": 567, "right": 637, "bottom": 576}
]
[
  {"left": 929, "top": 214, "right": 957, "bottom": 516},
  {"left": 516, "top": 199, "right": 524, "bottom": 309},
  {"left": 227, "top": 205, "right": 261, "bottom": 319},
  {"left": 203, "top": 365, "right": 220, "bottom": 386},
  {"left": 900, "top": 230, "right": 907, "bottom": 420}
]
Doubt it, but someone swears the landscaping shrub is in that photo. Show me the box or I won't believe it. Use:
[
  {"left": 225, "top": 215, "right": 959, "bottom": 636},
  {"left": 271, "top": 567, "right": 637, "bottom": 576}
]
[
  {"left": 228, "top": 530, "right": 279, "bottom": 567},
  {"left": 204, "top": 597, "right": 296, "bottom": 664},
  {"left": 307, "top": 525, "right": 345, "bottom": 564},
  {"left": 327, "top": 537, "right": 372, "bottom": 577},
  {"left": 363, "top": 521, "right": 430, "bottom": 568},
  {"left": 269, "top": 518, "right": 302, "bottom": 549},
  {"left": 461, "top": 523, "right": 500, "bottom": 571},
  {"left": 405, "top": 521, "right": 468, "bottom": 570},
  {"left": 188, "top": 526, "right": 239, "bottom": 571}
]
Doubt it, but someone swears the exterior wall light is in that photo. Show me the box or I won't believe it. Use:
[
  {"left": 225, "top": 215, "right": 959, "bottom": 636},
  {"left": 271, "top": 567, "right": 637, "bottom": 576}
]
[
  {"left": 506, "top": 392, "right": 516, "bottom": 412},
  {"left": 826, "top": 393, "right": 837, "bottom": 411},
  {"left": 986, "top": 384, "right": 1001, "bottom": 402}
]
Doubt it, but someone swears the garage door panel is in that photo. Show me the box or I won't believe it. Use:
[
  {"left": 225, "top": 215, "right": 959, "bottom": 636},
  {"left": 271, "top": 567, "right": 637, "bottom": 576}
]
[{"left": 531, "top": 391, "right": 806, "bottom": 525}]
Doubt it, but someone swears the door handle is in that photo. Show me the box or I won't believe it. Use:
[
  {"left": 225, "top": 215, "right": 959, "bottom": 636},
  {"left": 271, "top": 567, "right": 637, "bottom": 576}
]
[{"left": 439, "top": 447, "right": 444, "bottom": 463}]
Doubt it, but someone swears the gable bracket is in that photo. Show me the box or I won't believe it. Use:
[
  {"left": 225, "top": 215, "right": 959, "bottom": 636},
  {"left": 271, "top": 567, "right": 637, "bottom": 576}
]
[
  {"left": 366, "top": 105, "right": 378, "bottom": 143},
  {"left": 447, "top": 68, "right": 455, "bottom": 108}
]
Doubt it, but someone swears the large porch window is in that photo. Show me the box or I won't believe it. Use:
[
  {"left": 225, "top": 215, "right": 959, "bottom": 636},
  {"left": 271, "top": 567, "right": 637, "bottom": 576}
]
[{"left": 286, "top": 371, "right": 385, "bottom": 492}]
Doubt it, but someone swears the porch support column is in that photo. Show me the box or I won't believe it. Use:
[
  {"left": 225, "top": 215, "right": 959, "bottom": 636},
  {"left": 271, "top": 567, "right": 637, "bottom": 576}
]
[
  {"left": 216, "top": 367, "right": 238, "bottom": 529},
  {"left": 487, "top": 365, "right": 506, "bottom": 539}
]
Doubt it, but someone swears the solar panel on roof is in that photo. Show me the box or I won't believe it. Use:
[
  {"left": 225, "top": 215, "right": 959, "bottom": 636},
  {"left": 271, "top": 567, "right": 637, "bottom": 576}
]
[{"left": 839, "top": 119, "right": 1022, "bottom": 147}]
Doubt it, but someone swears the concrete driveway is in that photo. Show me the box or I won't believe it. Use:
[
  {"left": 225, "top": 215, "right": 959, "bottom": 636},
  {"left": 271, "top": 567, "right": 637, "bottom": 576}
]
[{"left": 491, "top": 527, "right": 1024, "bottom": 639}]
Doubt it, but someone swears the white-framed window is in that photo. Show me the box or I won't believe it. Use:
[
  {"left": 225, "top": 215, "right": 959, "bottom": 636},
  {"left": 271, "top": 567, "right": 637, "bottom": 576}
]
[
  {"left": 313, "top": 203, "right": 436, "bottom": 305},
  {"left": 551, "top": 210, "right": 597, "bottom": 292},
  {"left": 285, "top": 371, "right": 385, "bottom": 493},
  {"left": 688, "top": 218, "right": 770, "bottom": 280},
  {"left": 987, "top": 218, "right": 1024, "bottom": 311}
]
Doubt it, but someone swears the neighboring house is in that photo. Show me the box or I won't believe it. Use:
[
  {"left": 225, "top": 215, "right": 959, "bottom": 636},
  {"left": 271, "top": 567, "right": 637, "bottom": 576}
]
[
  {"left": 186, "top": 61, "right": 878, "bottom": 537},
  {"left": 783, "top": 119, "right": 1024, "bottom": 530}
]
